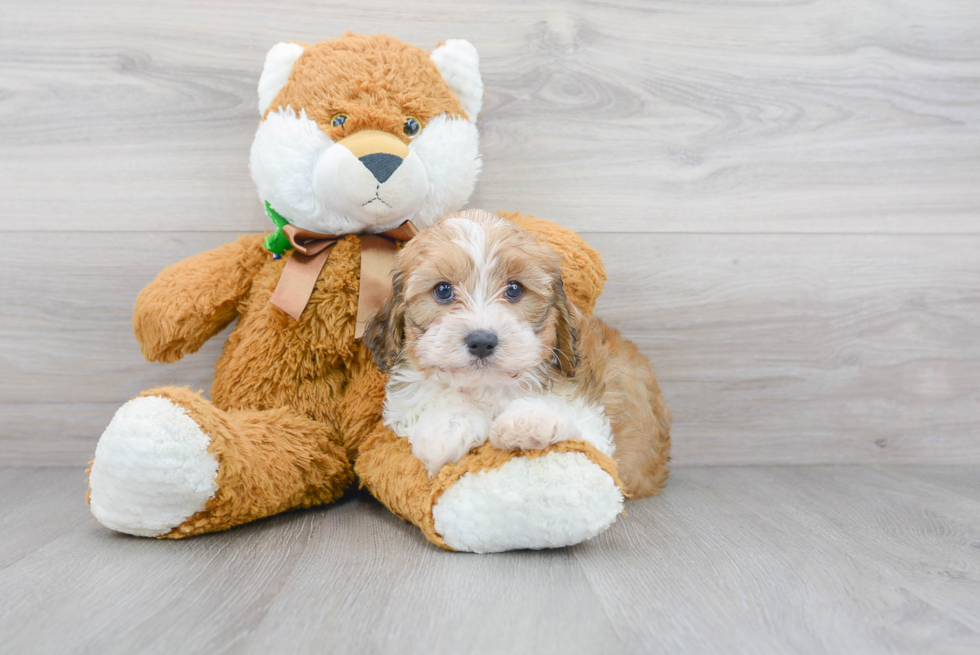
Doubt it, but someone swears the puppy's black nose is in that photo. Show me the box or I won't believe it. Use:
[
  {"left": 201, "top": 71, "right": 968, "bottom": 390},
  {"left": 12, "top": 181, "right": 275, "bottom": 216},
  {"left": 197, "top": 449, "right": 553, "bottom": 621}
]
[
  {"left": 465, "top": 331, "right": 498, "bottom": 359},
  {"left": 359, "top": 153, "right": 403, "bottom": 184}
]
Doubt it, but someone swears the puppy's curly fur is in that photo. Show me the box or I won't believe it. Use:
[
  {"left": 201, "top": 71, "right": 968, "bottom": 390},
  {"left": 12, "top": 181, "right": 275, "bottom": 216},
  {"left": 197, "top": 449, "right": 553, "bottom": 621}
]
[{"left": 365, "top": 209, "right": 671, "bottom": 497}]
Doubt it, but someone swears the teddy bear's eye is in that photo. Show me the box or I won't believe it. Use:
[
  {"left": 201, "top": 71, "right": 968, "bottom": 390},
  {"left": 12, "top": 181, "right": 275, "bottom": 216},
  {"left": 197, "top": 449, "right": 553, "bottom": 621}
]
[
  {"left": 403, "top": 117, "right": 421, "bottom": 137},
  {"left": 331, "top": 114, "right": 348, "bottom": 129},
  {"left": 504, "top": 281, "right": 524, "bottom": 301},
  {"left": 433, "top": 282, "right": 454, "bottom": 303}
]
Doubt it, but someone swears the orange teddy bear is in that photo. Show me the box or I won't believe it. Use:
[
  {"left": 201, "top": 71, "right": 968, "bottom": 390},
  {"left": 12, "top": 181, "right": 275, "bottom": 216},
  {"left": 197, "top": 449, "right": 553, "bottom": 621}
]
[{"left": 86, "top": 33, "right": 667, "bottom": 552}]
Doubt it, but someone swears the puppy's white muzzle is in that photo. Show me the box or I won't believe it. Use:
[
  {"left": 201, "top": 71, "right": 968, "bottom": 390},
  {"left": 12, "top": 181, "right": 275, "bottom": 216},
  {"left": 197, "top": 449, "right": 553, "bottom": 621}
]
[{"left": 416, "top": 306, "right": 543, "bottom": 379}]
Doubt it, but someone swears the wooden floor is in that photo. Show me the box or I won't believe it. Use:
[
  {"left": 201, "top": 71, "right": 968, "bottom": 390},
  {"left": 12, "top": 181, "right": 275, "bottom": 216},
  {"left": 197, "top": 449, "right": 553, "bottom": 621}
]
[{"left": 1, "top": 465, "right": 978, "bottom": 655}]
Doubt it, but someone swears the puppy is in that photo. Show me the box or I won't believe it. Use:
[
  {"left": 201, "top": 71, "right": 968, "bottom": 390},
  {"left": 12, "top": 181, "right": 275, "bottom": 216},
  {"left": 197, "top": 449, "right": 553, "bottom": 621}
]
[{"left": 364, "top": 209, "right": 671, "bottom": 498}]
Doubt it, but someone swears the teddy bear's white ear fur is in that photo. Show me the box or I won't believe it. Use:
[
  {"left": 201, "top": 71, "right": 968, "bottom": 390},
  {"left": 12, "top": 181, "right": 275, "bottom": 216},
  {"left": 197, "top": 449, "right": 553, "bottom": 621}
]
[
  {"left": 431, "top": 39, "right": 483, "bottom": 122},
  {"left": 258, "top": 42, "right": 305, "bottom": 113}
]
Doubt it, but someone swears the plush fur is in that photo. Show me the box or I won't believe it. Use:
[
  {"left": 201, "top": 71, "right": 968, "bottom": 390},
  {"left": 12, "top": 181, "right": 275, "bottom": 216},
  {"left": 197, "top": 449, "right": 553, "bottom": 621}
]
[
  {"left": 355, "top": 434, "right": 624, "bottom": 551},
  {"left": 250, "top": 34, "right": 481, "bottom": 235},
  {"left": 88, "top": 395, "right": 219, "bottom": 537},
  {"left": 86, "top": 33, "right": 647, "bottom": 550},
  {"left": 364, "top": 210, "right": 671, "bottom": 495},
  {"left": 89, "top": 212, "right": 608, "bottom": 539}
]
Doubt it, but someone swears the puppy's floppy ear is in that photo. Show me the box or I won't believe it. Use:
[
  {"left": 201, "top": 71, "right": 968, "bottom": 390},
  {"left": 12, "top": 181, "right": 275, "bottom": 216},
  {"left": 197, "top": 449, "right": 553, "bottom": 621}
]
[
  {"left": 363, "top": 272, "right": 406, "bottom": 372},
  {"left": 552, "top": 277, "right": 579, "bottom": 377}
]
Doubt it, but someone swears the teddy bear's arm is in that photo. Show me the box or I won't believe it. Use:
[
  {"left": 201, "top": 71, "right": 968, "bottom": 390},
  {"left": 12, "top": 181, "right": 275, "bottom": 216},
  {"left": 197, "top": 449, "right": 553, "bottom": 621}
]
[
  {"left": 497, "top": 212, "right": 607, "bottom": 316},
  {"left": 133, "top": 234, "right": 268, "bottom": 363}
]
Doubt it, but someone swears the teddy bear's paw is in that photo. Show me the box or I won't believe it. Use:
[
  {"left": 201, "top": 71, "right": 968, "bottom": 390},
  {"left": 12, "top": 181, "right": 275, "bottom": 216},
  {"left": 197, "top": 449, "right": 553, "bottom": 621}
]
[
  {"left": 432, "top": 449, "right": 623, "bottom": 553},
  {"left": 88, "top": 396, "right": 218, "bottom": 537},
  {"left": 488, "top": 397, "right": 581, "bottom": 452}
]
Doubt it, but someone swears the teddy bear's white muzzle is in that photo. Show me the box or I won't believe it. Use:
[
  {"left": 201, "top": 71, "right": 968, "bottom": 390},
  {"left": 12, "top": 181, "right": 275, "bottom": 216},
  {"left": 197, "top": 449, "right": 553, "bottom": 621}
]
[{"left": 313, "top": 145, "right": 428, "bottom": 227}]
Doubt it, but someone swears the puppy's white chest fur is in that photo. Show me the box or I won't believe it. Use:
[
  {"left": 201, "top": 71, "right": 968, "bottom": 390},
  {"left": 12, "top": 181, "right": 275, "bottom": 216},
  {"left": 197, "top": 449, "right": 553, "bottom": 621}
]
[{"left": 383, "top": 366, "right": 614, "bottom": 476}]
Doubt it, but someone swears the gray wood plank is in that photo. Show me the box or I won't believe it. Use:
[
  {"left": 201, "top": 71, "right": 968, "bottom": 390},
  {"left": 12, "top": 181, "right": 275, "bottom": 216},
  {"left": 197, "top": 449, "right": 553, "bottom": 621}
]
[
  {"left": 718, "top": 466, "right": 980, "bottom": 640},
  {"left": 1, "top": 466, "right": 978, "bottom": 654},
  {"left": 574, "top": 466, "right": 980, "bottom": 655},
  {"left": 596, "top": 232, "right": 980, "bottom": 465},
  {"left": 0, "top": 403, "right": 134, "bottom": 468},
  {"left": 0, "top": 467, "right": 91, "bottom": 570},
  {"left": 2, "top": 231, "right": 977, "bottom": 466},
  {"left": 897, "top": 466, "right": 980, "bottom": 502},
  {"left": 241, "top": 502, "right": 624, "bottom": 655},
  {"left": 1, "top": 0, "right": 978, "bottom": 234}
]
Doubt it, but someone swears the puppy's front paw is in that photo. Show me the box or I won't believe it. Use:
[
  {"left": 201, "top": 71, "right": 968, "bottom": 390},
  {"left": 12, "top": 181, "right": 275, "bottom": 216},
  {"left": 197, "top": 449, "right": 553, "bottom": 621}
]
[
  {"left": 410, "top": 412, "right": 490, "bottom": 477},
  {"left": 489, "top": 398, "right": 582, "bottom": 452}
]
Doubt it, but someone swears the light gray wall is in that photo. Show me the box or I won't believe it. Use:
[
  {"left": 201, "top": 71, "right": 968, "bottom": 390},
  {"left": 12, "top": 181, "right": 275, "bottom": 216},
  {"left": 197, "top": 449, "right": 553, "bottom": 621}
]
[{"left": 1, "top": 0, "right": 978, "bottom": 466}]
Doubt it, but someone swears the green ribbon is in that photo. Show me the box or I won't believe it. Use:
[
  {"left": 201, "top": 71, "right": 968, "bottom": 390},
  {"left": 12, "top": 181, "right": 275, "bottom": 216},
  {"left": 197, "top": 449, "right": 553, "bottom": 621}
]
[{"left": 263, "top": 201, "right": 294, "bottom": 256}]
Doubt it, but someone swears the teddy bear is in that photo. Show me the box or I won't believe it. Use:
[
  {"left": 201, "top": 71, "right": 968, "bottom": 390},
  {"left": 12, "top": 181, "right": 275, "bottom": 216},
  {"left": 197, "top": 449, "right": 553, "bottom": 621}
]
[{"left": 86, "top": 33, "right": 665, "bottom": 553}]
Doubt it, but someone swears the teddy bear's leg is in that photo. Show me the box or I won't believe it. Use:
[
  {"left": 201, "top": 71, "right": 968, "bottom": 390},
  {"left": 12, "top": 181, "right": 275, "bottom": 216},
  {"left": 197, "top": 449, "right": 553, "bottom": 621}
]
[
  {"left": 88, "top": 386, "right": 352, "bottom": 538},
  {"left": 355, "top": 423, "right": 625, "bottom": 553}
]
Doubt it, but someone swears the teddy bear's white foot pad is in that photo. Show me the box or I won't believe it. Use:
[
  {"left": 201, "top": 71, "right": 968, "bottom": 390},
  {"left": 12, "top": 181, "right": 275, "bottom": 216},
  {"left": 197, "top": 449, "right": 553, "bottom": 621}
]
[
  {"left": 89, "top": 396, "right": 219, "bottom": 537},
  {"left": 432, "top": 451, "right": 623, "bottom": 553}
]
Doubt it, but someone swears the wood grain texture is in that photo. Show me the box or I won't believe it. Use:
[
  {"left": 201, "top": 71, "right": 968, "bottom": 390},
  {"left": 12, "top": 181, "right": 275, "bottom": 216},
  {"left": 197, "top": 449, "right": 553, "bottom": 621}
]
[
  {"left": 1, "top": 0, "right": 979, "bottom": 466},
  {"left": 596, "top": 232, "right": 980, "bottom": 465},
  {"left": 0, "top": 465, "right": 978, "bottom": 654},
  {"left": 0, "top": 0, "right": 978, "bottom": 234},
  {"left": 2, "top": 231, "right": 977, "bottom": 466}
]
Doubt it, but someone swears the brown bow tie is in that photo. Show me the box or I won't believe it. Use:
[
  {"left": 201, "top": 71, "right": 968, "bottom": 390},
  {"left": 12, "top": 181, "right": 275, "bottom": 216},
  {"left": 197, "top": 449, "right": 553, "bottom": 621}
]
[{"left": 269, "top": 221, "right": 418, "bottom": 337}]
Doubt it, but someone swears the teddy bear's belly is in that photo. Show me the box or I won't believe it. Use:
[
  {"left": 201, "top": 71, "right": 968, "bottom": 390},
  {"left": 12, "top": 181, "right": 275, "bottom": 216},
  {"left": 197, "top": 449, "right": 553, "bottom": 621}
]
[
  {"left": 209, "top": 236, "right": 375, "bottom": 423},
  {"left": 210, "top": 324, "right": 361, "bottom": 423}
]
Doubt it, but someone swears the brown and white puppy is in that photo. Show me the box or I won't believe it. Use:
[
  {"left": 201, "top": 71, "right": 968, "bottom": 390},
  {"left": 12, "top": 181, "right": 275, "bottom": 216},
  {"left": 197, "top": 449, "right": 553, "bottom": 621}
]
[{"left": 365, "top": 209, "right": 671, "bottom": 497}]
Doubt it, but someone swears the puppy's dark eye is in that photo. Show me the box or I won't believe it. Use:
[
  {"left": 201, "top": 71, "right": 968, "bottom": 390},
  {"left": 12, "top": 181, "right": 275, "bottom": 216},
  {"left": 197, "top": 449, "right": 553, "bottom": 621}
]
[
  {"left": 331, "top": 114, "right": 348, "bottom": 129},
  {"left": 433, "top": 282, "right": 454, "bottom": 303},
  {"left": 403, "top": 117, "right": 421, "bottom": 137},
  {"left": 504, "top": 281, "right": 524, "bottom": 301}
]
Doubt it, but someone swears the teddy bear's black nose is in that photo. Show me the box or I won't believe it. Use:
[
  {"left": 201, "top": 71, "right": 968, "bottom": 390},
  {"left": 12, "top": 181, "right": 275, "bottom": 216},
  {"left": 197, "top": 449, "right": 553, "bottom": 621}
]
[
  {"left": 465, "top": 331, "right": 499, "bottom": 359},
  {"left": 359, "top": 153, "right": 403, "bottom": 184}
]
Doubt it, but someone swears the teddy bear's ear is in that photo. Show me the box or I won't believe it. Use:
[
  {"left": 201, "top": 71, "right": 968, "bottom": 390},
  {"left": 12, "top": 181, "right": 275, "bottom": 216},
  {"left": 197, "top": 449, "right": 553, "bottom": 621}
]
[
  {"left": 431, "top": 39, "right": 483, "bottom": 122},
  {"left": 257, "top": 42, "right": 305, "bottom": 113}
]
